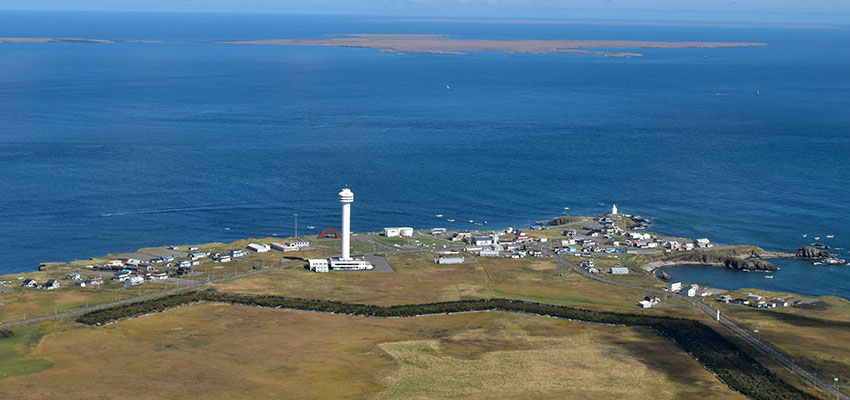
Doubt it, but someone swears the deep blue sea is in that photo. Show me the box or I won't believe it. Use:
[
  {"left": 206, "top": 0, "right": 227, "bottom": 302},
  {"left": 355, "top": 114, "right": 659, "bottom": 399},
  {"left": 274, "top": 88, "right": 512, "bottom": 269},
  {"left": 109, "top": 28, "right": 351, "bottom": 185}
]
[{"left": 0, "top": 12, "right": 848, "bottom": 297}]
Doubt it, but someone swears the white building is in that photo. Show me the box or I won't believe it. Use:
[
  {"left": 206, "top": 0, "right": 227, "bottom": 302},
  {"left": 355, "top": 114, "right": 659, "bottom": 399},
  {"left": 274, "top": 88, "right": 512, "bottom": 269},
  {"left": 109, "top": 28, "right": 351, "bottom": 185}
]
[
  {"left": 126, "top": 258, "right": 142, "bottom": 266},
  {"left": 124, "top": 275, "right": 144, "bottom": 287},
  {"left": 329, "top": 257, "right": 373, "bottom": 270},
  {"left": 695, "top": 238, "right": 713, "bottom": 248},
  {"left": 638, "top": 300, "right": 652, "bottom": 308},
  {"left": 668, "top": 282, "right": 682, "bottom": 292},
  {"left": 469, "top": 236, "right": 494, "bottom": 246},
  {"left": 382, "top": 227, "right": 400, "bottom": 237},
  {"left": 681, "top": 287, "right": 696, "bottom": 297},
  {"left": 611, "top": 204, "right": 618, "bottom": 215},
  {"left": 383, "top": 227, "right": 414, "bottom": 237},
  {"left": 309, "top": 259, "right": 329, "bottom": 273},
  {"left": 434, "top": 256, "right": 464, "bottom": 264},
  {"left": 610, "top": 267, "right": 629, "bottom": 275},
  {"left": 247, "top": 243, "right": 270, "bottom": 253},
  {"left": 479, "top": 250, "right": 500, "bottom": 257}
]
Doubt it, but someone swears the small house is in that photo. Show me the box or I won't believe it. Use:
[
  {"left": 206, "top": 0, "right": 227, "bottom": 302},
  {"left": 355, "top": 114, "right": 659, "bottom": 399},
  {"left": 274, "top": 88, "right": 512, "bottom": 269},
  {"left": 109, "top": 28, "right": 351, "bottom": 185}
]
[
  {"left": 681, "top": 287, "right": 696, "bottom": 297},
  {"left": 124, "top": 275, "right": 144, "bottom": 287},
  {"left": 113, "top": 270, "right": 131, "bottom": 281},
  {"left": 717, "top": 295, "right": 732, "bottom": 303},
  {"left": 67, "top": 273, "right": 81, "bottom": 281},
  {"left": 479, "top": 250, "right": 500, "bottom": 257},
  {"left": 695, "top": 238, "right": 713, "bottom": 248},
  {"left": 469, "top": 236, "right": 494, "bottom": 246},
  {"left": 125, "top": 258, "right": 143, "bottom": 267},
  {"left": 610, "top": 267, "right": 629, "bottom": 275},
  {"left": 771, "top": 298, "right": 789, "bottom": 307},
  {"left": 231, "top": 249, "right": 247, "bottom": 258},
  {"left": 667, "top": 282, "right": 682, "bottom": 292},
  {"left": 150, "top": 271, "right": 168, "bottom": 280},
  {"left": 22, "top": 279, "right": 38, "bottom": 288},
  {"left": 74, "top": 281, "right": 87, "bottom": 287},
  {"left": 43, "top": 279, "right": 60, "bottom": 290},
  {"left": 638, "top": 300, "right": 653, "bottom": 308}
]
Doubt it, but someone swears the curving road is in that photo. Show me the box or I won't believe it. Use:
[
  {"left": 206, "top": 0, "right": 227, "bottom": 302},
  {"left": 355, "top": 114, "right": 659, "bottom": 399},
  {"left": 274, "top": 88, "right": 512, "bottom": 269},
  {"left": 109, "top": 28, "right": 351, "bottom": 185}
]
[{"left": 548, "top": 250, "right": 848, "bottom": 400}]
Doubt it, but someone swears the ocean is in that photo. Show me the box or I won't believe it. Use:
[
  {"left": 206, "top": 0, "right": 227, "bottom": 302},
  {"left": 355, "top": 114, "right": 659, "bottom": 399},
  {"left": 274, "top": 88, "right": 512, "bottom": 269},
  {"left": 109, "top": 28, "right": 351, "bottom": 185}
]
[{"left": 0, "top": 11, "right": 848, "bottom": 297}]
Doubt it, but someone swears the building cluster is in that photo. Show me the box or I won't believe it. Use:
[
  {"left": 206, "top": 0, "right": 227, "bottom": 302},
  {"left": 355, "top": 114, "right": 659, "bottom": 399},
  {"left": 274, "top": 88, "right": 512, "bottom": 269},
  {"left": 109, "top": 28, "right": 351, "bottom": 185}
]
[
  {"left": 450, "top": 228, "right": 547, "bottom": 259},
  {"left": 548, "top": 215, "right": 713, "bottom": 257},
  {"left": 580, "top": 260, "right": 629, "bottom": 275},
  {"left": 20, "top": 278, "right": 62, "bottom": 290},
  {"left": 20, "top": 239, "right": 304, "bottom": 290},
  {"left": 638, "top": 295, "right": 660, "bottom": 308},
  {"left": 718, "top": 293, "right": 789, "bottom": 308},
  {"left": 667, "top": 282, "right": 713, "bottom": 297},
  {"left": 382, "top": 227, "right": 414, "bottom": 237}
]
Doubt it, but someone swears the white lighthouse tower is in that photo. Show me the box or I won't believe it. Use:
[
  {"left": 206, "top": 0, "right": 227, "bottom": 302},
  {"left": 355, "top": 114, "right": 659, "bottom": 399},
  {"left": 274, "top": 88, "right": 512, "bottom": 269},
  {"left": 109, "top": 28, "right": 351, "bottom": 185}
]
[
  {"left": 308, "top": 186, "right": 373, "bottom": 272},
  {"left": 339, "top": 187, "right": 354, "bottom": 260},
  {"left": 611, "top": 204, "right": 618, "bottom": 215}
]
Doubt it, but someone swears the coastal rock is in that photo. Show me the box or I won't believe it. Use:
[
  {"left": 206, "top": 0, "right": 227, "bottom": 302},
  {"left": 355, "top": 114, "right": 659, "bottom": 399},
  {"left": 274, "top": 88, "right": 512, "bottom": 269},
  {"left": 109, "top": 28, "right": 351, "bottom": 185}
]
[
  {"left": 658, "top": 271, "right": 672, "bottom": 281},
  {"left": 796, "top": 246, "right": 830, "bottom": 258},
  {"left": 723, "top": 258, "right": 777, "bottom": 272}
]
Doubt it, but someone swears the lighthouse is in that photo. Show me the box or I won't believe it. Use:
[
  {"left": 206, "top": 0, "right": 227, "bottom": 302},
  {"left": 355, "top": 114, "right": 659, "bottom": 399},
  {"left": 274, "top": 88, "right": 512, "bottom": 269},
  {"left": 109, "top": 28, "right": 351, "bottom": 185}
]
[
  {"left": 308, "top": 187, "right": 373, "bottom": 272},
  {"left": 611, "top": 204, "right": 618, "bottom": 215},
  {"left": 339, "top": 187, "right": 354, "bottom": 260}
]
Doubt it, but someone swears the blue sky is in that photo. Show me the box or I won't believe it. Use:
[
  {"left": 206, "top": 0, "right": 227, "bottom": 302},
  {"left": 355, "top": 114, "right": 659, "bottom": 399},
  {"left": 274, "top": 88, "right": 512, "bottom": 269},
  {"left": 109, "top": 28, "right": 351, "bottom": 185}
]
[{"left": 1, "top": 0, "right": 847, "bottom": 24}]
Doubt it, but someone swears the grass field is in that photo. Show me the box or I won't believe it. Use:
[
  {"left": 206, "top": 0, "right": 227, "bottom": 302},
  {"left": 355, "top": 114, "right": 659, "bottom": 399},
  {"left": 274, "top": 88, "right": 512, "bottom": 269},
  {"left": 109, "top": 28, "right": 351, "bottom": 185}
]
[
  {"left": 214, "top": 252, "right": 701, "bottom": 319},
  {"left": 0, "top": 304, "right": 745, "bottom": 400},
  {"left": 0, "top": 325, "right": 52, "bottom": 379},
  {"left": 0, "top": 282, "right": 174, "bottom": 324}
]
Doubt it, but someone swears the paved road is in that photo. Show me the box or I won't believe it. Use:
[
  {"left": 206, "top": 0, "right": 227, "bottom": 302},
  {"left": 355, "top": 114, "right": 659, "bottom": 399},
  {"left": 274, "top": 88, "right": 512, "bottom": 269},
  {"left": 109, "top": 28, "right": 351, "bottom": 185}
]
[
  {"left": 548, "top": 250, "right": 848, "bottom": 400},
  {"left": 0, "top": 261, "right": 303, "bottom": 329}
]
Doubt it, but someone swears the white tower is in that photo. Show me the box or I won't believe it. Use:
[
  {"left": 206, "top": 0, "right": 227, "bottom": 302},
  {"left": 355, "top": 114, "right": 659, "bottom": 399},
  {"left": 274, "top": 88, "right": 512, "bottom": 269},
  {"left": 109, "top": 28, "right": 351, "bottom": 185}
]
[
  {"left": 611, "top": 204, "right": 618, "bottom": 215},
  {"left": 339, "top": 187, "right": 354, "bottom": 260}
]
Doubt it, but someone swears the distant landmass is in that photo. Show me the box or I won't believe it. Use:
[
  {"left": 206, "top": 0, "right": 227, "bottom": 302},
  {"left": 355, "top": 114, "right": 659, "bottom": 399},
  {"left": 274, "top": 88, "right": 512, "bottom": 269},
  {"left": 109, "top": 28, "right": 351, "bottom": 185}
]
[{"left": 0, "top": 34, "right": 768, "bottom": 57}]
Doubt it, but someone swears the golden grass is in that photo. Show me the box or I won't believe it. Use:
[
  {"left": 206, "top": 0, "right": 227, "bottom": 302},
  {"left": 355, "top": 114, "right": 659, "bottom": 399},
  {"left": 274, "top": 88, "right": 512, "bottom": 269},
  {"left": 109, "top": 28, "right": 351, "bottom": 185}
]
[
  {"left": 0, "top": 283, "right": 172, "bottom": 324},
  {"left": 213, "top": 252, "right": 700, "bottom": 319},
  {"left": 0, "top": 305, "right": 744, "bottom": 400}
]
